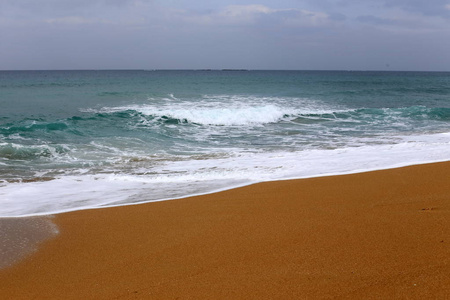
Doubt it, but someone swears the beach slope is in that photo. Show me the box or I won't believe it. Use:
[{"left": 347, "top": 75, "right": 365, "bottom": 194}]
[{"left": 1, "top": 162, "right": 450, "bottom": 299}]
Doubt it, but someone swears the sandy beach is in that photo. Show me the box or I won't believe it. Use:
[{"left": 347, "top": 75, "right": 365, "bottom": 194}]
[{"left": 1, "top": 161, "right": 450, "bottom": 299}]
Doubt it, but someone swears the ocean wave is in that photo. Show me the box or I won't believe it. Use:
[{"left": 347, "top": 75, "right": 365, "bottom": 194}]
[
  {"left": 296, "top": 106, "right": 450, "bottom": 122},
  {"left": 77, "top": 104, "right": 450, "bottom": 134},
  {"left": 351, "top": 106, "right": 450, "bottom": 120},
  {"left": 0, "top": 121, "right": 69, "bottom": 135},
  {"left": 91, "top": 94, "right": 339, "bottom": 126},
  {"left": 0, "top": 143, "right": 69, "bottom": 160},
  {"left": 400, "top": 106, "right": 450, "bottom": 120},
  {"left": 3, "top": 104, "right": 448, "bottom": 140},
  {"left": 92, "top": 104, "right": 295, "bottom": 126},
  {"left": 142, "top": 105, "right": 293, "bottom": 126}
]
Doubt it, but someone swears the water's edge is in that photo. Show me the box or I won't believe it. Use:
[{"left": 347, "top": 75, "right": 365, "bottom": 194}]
[
  {"left": 0, "top": 216, "right": 59, "bottom": 270},
  {"left": 6, "top": 158, "right": 449, "bottom": 219}
]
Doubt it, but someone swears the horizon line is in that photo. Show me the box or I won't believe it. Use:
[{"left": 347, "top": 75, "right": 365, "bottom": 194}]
[{"left": 1, "top": 68, "right": 449, "bottom": 73}]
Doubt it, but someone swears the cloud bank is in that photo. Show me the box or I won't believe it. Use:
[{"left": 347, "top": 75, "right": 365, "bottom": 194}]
[{"left": 1, "top": 0, "right": 449, "bottom": 70}]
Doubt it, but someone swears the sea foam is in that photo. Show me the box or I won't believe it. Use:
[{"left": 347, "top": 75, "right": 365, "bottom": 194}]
[
  {"left": 140, "top": 104, "right": 288, "bottom": 125},
  {"left": 1, "top": 132, "right": 449, "bottom": 217},
  {"left": 95, "top": 95, "right": 338, "bottom": 126}
]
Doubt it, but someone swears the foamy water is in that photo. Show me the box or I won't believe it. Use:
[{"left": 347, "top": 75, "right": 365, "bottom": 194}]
[
  {"left": 1, "top": 70, "right": 449, "bottom": 217},
  {"left": 1, "top": 132, "right": 449, "bottom": 217}
]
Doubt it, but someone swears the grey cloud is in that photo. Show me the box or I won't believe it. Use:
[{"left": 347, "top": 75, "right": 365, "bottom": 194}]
[
  {"left": 328, "top": 13, "right": 347, "bottom": 21},
  {"left": 383, "top": 0, "right": 450, "bottom": 17},
  {"left": 253, "top": 7, "right": 332, "bottom": 28},
  {"left": 356, "top": 15, "right": 397, "bottom": 25},
  {"left": 306, "top": 0, "right": 450, "bottom": 18},
  {"left": 0, "top": 0, "right": 154, "bottom": 19}
]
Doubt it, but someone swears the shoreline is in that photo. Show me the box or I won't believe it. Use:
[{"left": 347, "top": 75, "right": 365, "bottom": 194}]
[
  {"left": 1, "top": 161, "right": 450, "bottom": 298},
  {"left": 3, "top": 158, "right": 450, "bottom": 219}
]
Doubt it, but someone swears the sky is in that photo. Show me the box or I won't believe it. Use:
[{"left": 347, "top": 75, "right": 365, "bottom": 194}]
[{"left": 1, "top": 0, "right": 450, "bottom": 71}]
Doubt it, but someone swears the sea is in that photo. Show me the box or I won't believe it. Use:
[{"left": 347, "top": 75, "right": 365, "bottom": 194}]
[{"left": 1, "top": 70, "right": 449, "bottom": 217}]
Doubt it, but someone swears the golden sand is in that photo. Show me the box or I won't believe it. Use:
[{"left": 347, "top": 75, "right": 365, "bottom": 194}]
[{"left": 1, "top": 162, "right": 450, "bottom": 299}]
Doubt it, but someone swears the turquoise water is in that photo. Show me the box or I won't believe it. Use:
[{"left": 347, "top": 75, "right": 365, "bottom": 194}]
[{"left": 1, "top": 70, "right": 449, "bottom": 216}]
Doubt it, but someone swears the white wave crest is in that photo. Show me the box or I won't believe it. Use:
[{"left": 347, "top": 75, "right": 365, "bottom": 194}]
[
  {"left": 140, "top": 104, "right": 290, "bottom": 125},
  {"left": 92, "top": 94, "right": 340, "bottom": 126}
]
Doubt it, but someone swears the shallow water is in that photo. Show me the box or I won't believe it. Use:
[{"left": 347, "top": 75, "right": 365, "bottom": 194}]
[{"left": 0, "top": 216, "right": 58, "bottom": 269}]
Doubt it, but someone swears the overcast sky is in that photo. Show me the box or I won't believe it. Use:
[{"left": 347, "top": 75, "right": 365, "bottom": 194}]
[{"left": 1, "top": 0, "right": 450, "bottom": 70}]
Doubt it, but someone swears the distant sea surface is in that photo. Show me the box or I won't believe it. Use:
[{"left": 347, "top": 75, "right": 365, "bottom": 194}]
[{"left": 1, "top": 70, "right": 449, "bottom": 217}]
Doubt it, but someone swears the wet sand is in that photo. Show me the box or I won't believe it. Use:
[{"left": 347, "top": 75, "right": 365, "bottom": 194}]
[
  {"left": 0, "top": 216, "right": 58, "bottom": 270},
  {"left": 1, "top": 161, "right": 450, "bottom": 299}
]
